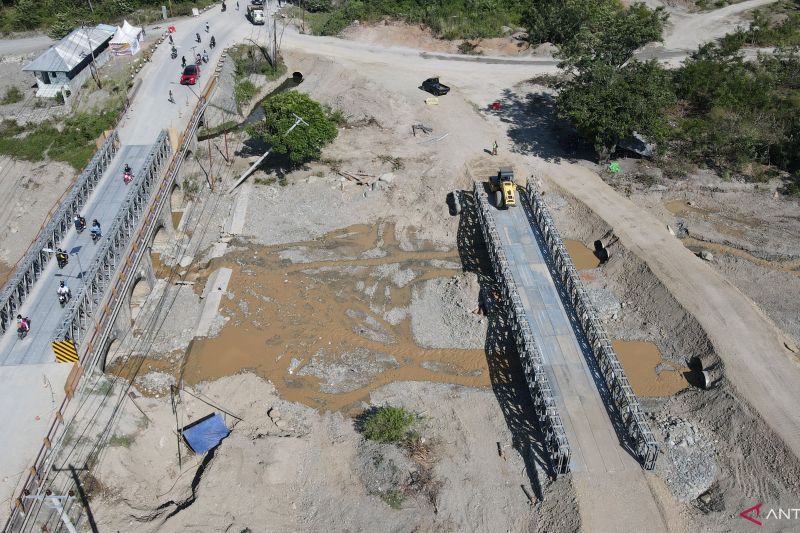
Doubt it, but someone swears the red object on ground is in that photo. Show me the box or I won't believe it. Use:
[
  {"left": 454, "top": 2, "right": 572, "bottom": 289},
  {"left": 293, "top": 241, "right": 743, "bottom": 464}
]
[
  {"left": 168, "top": 26, "right": 177, "bottom": 33},
  {"left": 490, "top": 101, "right": 502, "bottom": 111}
]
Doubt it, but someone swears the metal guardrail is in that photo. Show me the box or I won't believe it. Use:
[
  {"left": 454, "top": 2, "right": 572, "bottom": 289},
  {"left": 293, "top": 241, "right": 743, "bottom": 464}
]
[
  {"left": 0, "top": 133, "right": 119, "bottom": 334},
  {"left": 51, "top": 131, "right": 172, "bottom": 345},
  {"left": 472, "top": 182, "right": 572, "bottom": 475},
  {"left": 522, "top": 184, "right": 659, "bottom": 470}
]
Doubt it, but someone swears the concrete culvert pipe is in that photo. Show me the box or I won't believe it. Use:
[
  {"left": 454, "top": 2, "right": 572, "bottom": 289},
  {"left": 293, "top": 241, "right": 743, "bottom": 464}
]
[
  {"left": 293, "top": 72, "right": 303, "bottom": 82},
  {"left": 452, "top": 190, "right": 462, "bottom": 215},
  {"left": 688, "top": 354, "right": 724, "bottom": 390}
]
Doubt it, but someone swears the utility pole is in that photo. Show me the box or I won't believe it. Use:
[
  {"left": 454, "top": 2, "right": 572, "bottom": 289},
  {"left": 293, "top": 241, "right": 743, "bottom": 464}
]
[
  {"left": 273, "top": 17, "right": 278, "bottom": 72},
  {"left": 223, "top": 131, "right": 229, "bottom": 161},
  {"left": 48, "top": 464, "right": 99, "bottom": 533},
  {"left": 207, "top": 137, "right": 215, "bottom": 191},
  {"left": 228, "top": 113, "right": 308, "bottom": 193},
  {"left": 87, "top": 0, "right": 94, "bottom": 13},
  {"left": 83, "top": 25, "right": 102, "bottom": 89}
]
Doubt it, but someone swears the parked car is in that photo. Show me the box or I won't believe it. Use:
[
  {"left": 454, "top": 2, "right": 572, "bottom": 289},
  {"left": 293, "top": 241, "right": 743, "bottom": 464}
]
[
  {"left": 181, "top": 64, "right": 200, "bottom": 85},
  {"left": 251, "top": 0, "right": 264, "bottom": 5},
  {"left": 420, "top": 77, "right": 450, "bottom": 96}
]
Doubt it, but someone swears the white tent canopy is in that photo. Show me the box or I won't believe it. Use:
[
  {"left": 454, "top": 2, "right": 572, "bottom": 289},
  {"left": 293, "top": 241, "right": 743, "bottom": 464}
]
[{"left": 110, "top": 20, "right": 142, "bottom": 56}]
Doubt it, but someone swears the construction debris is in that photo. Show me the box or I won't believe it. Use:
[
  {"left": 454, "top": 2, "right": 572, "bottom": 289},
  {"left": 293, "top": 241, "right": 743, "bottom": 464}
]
[{"left": 412, "top": 123, "right": 433, "bottom": 136}]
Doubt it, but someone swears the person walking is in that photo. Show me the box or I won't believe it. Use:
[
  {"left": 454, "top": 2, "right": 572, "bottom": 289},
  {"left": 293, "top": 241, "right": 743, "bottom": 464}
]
[
  {"left": 236, "top": 0, "right": 239, "bottom": 9},
  {"left": 491, "top": 140, "right": 498, "bottom": 156},
  {"left": 205, "top": 21, "right": 210, "bottom": 33},
  {"left": 168, "top": 90, "right": 174, "bottom": 103}
]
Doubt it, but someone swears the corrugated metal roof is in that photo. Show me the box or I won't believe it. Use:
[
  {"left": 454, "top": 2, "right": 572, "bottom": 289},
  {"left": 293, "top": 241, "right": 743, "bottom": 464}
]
[{"left": 23, "top": 25, "right": 115, "bottom": 73}]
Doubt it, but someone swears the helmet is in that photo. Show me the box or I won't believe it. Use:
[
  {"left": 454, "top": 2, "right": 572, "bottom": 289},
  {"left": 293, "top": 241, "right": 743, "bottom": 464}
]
[
  {"left": 16, "top": 314, "right": 21, "bottom": 319},
  {"left": 59, "top": 281, "right": 64, "bottom": 287},
  {"left": 93, "top": 219, "right": 99, "bottom": 225}
]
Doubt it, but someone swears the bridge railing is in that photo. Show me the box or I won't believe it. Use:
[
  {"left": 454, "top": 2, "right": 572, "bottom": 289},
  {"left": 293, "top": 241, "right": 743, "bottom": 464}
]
[
  {"left": 0, "top": 133, "right": 119, "bottom": 334},
  {"left": 472, "top": 182, "right": 572, "bottom": 475},
  {"left": 51, "top": 131, "right": 172, "bottom": 345},
  {"left": 523, "top": 184, "right": 659, "bottom": 470}
]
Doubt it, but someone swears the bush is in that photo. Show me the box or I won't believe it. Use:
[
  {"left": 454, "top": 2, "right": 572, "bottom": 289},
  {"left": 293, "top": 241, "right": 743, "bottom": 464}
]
[
  {"left": 234, "top": 79, "right": 257, "bottom": 106},
  {"left": 362, "top": 406, "right": 416, "bottom": 443},
  {"left": 247, "top": 90, "right": 338, "bottom": 166},
  {"left": 1, "top": 86, "right": 23, "bottom": 104}
]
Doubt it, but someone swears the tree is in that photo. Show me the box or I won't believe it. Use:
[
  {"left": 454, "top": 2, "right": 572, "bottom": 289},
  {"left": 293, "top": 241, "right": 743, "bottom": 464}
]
[
  {"left": 247, "top": 91, "right": 338, "bottom": 166},
  {"left": 557, "top": 60, "right": 675, "bottom": 159}
]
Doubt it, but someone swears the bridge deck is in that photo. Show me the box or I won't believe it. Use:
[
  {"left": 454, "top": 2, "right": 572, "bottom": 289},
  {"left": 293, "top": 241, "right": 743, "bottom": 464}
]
[
  {"left": 0, "top": 144, "right": 151, "bottom": 366},
  {"left": 493, "top": 198, "right": 638, "bottom": 474}
]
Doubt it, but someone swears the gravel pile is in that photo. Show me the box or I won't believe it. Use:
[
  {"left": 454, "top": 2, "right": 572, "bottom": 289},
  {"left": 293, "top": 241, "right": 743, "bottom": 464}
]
[
  {"left": 299, "top": 348, "right": 398, "bottom": 393},
  {"left": 134, "top": 371, "right": 177, "bottom": 396},
  {"left": 655, "top": 415, "right": 716, "bottom": 502},
  {"left": 410, "top": 274, "right": 487, "bottom": 349},
  {"left": 586, "top": 287, "right": 621, "bottom": 320}
]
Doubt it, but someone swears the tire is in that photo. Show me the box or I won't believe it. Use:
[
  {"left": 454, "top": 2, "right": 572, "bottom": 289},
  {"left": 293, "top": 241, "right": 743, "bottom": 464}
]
[{"left": 494, "top": 190, "right": 503, "bottom": 208}]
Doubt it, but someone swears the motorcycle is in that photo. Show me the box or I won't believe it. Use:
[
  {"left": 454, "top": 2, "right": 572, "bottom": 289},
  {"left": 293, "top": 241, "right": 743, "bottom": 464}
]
[
  {"left": 171, "top": 47, "right": 177, "bottom": 60},
  {"left": 221, "top": 2, "right": 227, "bottom": 11},
  {"left": 91, "top": 230, "right": 101, "bottom": 243},
  {"left": 56, "top": 253, "right": 68, "bottom": 269},
  {"left": 195, "top": 33, "right": 201, "bottom": 43},
  {"left": 74, "top": 217, "right": 86, "bottom": 233},
  {"left": 210, "top": 37, "right": 216, "bottom": 49},
  {"left": 58, "top": 293, "right": 69, "bottom": 307},
  {"left": 17, "top": 318, "right": 30, "bottom": 340},
  {"left": 123, "top": 171, "right": 133, "bottom": 185}
]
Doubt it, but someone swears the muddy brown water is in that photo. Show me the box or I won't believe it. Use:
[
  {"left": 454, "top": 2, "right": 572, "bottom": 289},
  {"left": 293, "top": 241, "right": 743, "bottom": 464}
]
[
  {"left": 613, "top": 340, "right": 688, "bottom": 397},
  {"left": 564, "top": 240, "right": 601, "bottom": 269},
  {"left": 126, "top": 223, "right": 490, "bottom": 412}
]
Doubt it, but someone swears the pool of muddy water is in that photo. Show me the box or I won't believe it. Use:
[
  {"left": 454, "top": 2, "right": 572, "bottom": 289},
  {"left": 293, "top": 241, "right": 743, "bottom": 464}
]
[
  {"left": 138, "top": 223, "right": 489, "bottom": 411},
  {"left": 564, "top": 240, "right": 601, "bottom": 269},
  {"left": 613, "top": 340, "right": 688, "bottom": 397}
]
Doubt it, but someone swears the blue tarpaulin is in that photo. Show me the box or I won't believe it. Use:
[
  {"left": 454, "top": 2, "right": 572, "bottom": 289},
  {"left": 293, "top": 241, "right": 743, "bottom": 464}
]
[{"left": 182, "top": 413, "right": 231, "bottom": 454}]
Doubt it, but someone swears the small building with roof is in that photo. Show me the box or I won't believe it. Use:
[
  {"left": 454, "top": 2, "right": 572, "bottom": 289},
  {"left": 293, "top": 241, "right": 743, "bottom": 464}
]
[{"left": 22, "top": 24, "right": 116, "bottom": 98}]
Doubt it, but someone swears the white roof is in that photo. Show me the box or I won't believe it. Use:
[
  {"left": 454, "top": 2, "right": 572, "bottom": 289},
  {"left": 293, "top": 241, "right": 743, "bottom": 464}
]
[
  {"left": 110, "top": 20, "right": 142, "bottom": 44},
  {"left": 23, "top": 25, "right": 115, "bottom": 73}
]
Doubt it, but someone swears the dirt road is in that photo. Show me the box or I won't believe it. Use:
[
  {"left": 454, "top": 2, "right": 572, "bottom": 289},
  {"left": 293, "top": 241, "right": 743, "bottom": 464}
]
[
  {"left": 661, "top": 0, "right": 780, "bottom": 51},
  {"left": 537, "top": 160, "right": 800, "bottom": 463}
]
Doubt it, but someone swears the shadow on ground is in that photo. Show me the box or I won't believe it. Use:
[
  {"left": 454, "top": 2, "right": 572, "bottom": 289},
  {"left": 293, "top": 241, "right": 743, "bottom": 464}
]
[
  {"left": 455, "top": 190, "right": 550, "bottom": 498},
  {"left": 489, "top": 88, "right": 594, "bottom": 163}
]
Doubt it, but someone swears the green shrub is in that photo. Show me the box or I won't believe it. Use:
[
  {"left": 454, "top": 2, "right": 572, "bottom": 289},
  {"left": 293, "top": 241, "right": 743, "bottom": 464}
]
[
  {"left": 362, "top": 406, "right": 416, "bottom": 443},
  {"left": 1, "top": 86, "right": 23, "bottom": 104},
  {"left": 235, "top": 79, "right": 257, "bottom": 106},
  {"left": 247, "top": 90, "right": 338, "bottom": 166}
]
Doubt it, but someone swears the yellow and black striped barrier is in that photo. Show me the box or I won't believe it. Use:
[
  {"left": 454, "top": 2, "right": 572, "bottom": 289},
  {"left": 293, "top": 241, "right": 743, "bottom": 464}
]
[{"left": 52, "top": 340, "right": 78, "bottom": 364}]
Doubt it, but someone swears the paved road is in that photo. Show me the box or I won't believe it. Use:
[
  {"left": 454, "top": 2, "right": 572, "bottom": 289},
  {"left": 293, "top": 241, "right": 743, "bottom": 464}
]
[
  {"left": 489, "top": 191, "right": 667, "bottom": 531},
  {"left": 0, "top": 145, "right": 151, "bottom": 366},
  {"left": 0, "top": 34, "right": 53, "bottom": 57}
]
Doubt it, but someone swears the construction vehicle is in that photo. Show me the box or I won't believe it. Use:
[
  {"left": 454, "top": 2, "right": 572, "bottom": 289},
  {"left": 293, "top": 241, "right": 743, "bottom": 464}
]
[
  {"left": 489, "top": 167, "right": 517, "bottom": 208},
  {"left": 247, "top": 4, "right": 265, "bottom": 24}
]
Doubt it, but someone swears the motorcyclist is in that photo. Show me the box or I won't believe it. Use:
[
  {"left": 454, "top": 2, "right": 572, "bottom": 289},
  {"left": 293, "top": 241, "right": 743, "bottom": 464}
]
[
  {"left": 57, "top": 281, "right": 71, "bottom": 303},
  {"left": 202, "top": 50, "right": 209, "bottom": 63},
  {"left": 169, "top": 89, "right": 174, "bottom": 103},
  {"left": 169, "top": 34, "right": 174, "bottom": 45},
  {"left": 205, "top": 22, "right": 210, "bottom": 33},
  {"left": 124, "top": 163, "right": 132, "bottom": 174},
  {"left": 56, "top": 248, "right": 69, "bottom": 268},
  {"left": 90, "top": 220, "right": 102, "bottom": 239},
  {"left": 171, "top": 45, "right": 177, "bottom": 58},
  {"left": 74, "top": 214, "right": 86, "bottom": 232},
  {"left": 196, "top": 53, "right": 202, "bottom": 65},
  {"left": 210, "top": 36, "right": 216, "bottom": 49},
  {"left": 16, "top": 314, "right": 30, "bottom": 335},
  {"left": 182, "top": 55, "right": 187, "bottom": 68},
  {"left": 222, "top": 1, "right": 226, "bottom": 11},
  {"left": 195, "top": 32, "right": 201, "bottom": 43}
]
